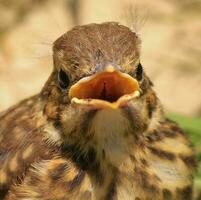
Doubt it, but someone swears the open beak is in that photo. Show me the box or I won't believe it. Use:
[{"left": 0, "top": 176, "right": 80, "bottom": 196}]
[{"left": 69, "top": 66, "right": 140, "bottom": 109}]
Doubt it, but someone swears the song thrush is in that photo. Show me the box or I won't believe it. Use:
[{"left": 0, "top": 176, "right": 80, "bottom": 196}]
[{"left": 0, "top": 22, "right": 196, "bottom": 200}]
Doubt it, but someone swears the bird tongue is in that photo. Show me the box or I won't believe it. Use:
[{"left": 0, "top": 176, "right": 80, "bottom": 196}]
[
  {"left": 69, "top": 70, "right": 140, "bottom": 109},
  {"left": 100, "top": 82, "right": 117, "bottom": 102}
]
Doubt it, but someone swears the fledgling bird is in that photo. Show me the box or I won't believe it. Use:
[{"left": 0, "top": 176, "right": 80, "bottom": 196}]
[{"left": 0, "top": 22, "right": 196, "bottom": 200}]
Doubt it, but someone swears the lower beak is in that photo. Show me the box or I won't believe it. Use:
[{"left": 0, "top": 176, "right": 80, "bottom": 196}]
[{"left": 69, "top": 66, "right": 140, "bottom": 109}]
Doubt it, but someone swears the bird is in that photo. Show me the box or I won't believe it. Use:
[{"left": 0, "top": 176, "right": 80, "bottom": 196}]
[{"left": 0, "top": 22, "right": 196, "bottom": 200}]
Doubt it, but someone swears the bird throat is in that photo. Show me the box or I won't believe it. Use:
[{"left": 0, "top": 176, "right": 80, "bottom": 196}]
[{"left": 91, "top": 109, "right": 132, "bottom": 166}]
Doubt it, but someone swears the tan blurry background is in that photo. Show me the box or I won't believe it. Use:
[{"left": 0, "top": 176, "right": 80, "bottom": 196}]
[{"left": 0, "top": 0, "right": 201, "bottom": 116}]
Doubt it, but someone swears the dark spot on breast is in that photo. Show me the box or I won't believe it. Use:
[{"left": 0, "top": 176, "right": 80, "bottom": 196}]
[
  {"left": 140, "top": 158, "right": 149, "bottom": 167},
  {"left": 146, "top": 99, "right": 156, "bottom": 119},
  {"left": 165, "top": 119, "right": 186, "bottom": 136},
  {"left": 130, "top": 155, "right": 136, "bottom": 162},
  {"left": 180, "top": 154, "right": 197, "bottom": 168},
  {"left": 134, "top": 168, "right": 159, "bottom": 194},
  {"left": 144, "top": 183, "right": 159, "bottom": 194},
  {"left": 105, "top": 180, "right": 116, "bottom": 200},
  {"left": 87, "top": 147, "right": 96, "bottom": 163},
  {"left": 147, "top": 130, "right": 163, "bottom": 143},
  {"left": 61, "top": 144, "right": 103, "bottom": 185},
  {"left": 147, "top": 128, "right": 178, "bottom": 143},
  {"left": 90, "top": 161, "right": 104, "bottom": 185},
  {"left": 162, "top": 130, "right": 176, "bottom": 138},
  {"left": 148, "top": 147, "right": 176, "bottom": 160},
  {"left": 62, "top": 144, "right": 86, "bottom": 169},
  {"left": 171, "top": 125, "right": 185, "bottom": 134},
  {"left": 53, "top": 120, "right": 62, "bottom": 129},
  {"left": 50, "top": 163, "right": 69, "bottom": 181},
  {"left": 176, "top": 186, "right": 192, "bottom": 200},
  {"left": 122, "top": 107, "right": 144, "bottom": 134},
  {"left": 140, "top": 79, "right": 149, "bottom": 93},
  {"left": 0, "top": 188, "right": 8, "bottom": 199},
  {"left": 69, "top": 170, "right": 85, "bottom": 190},
  {"left": 28, "top": 172, "right": 42, "bottom": 186},
  {"left": 163, "top": 188, "right": 172, "bottom": 200},
  {"left": 102, "top": 149, "right": 106, "bottom": 159}
]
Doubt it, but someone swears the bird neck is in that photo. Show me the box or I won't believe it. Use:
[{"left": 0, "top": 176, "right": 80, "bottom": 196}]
[
  {"left": 45, "top": 91, "right": 165, "bottom": 199},
  {"left": 86, "top": 106, "right": 164, "bottom": 200}
]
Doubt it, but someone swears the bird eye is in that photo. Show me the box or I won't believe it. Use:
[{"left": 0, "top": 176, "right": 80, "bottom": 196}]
[
  {"left": 136, "top": 63, "right": 143, "bottom": 81},
  {"left": 58, "top": 69, "right": 70, "bottom": 89}
]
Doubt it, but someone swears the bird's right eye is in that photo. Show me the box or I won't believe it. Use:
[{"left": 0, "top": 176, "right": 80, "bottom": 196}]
[
  {"left": 136, "top": 63, "right": 143, "bottom": 81},
  {"left": 58, "top": 69, "right": 70, "bottom": 89}
]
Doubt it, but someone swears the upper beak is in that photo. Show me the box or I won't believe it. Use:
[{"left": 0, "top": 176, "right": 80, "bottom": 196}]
[{"left": 69, "top": 65, "right": 140, "bottom": 109}]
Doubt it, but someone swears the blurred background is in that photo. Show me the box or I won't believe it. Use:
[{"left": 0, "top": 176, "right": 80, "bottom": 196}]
[{"left": 0, "top": 0, "right": 201, "bottom": 198}]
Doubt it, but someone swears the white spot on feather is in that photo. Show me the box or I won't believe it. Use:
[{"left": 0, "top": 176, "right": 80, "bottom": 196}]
[
  {"left": 22, "top": 144, "right": 33, "bottom": 160},
  {"left": 43, "top": 123, "right": 61, "bottom": 145},
  {"left": 0, "top": 170, "right": 7, "bottom": 184},
  {"left": 9, "top": 153, "right": 18, "bottom": 172}
]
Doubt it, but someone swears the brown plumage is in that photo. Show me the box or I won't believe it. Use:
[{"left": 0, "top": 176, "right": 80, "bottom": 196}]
[{"left": 0, "top": 22, "right": 196, "bottom": 200}]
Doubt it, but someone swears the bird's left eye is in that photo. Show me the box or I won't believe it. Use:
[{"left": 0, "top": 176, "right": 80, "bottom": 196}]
[
  {"left": 58, "top": 69, "right": 70, "bottom": 89},
  {"left": 136, "top": 63, "right": 143, "bottom": 81}
]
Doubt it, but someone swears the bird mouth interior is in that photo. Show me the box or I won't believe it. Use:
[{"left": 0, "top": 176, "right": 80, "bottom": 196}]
[{"left": 69, "top": 70, "right": 140, "bottom": 109}]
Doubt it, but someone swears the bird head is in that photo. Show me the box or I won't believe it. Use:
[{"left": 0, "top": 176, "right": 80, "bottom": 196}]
[{"left": 42, "top": 22, "right": 164, "bottom": 167}]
